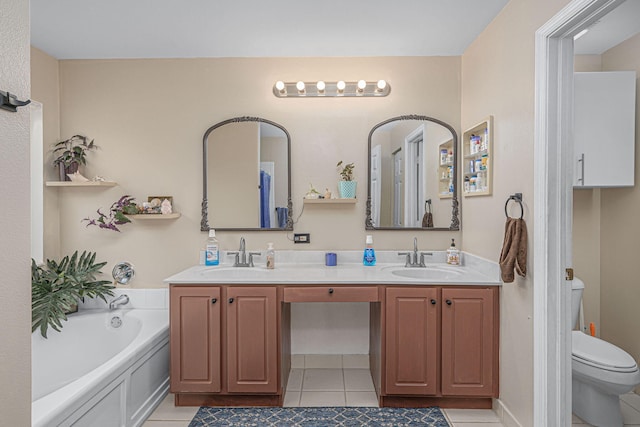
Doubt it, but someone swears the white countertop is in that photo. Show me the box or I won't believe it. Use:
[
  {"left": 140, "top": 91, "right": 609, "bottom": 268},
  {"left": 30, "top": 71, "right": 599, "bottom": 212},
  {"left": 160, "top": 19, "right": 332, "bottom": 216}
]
[{"left": 164, "top": 251, "right": 501, "bottom": 286}]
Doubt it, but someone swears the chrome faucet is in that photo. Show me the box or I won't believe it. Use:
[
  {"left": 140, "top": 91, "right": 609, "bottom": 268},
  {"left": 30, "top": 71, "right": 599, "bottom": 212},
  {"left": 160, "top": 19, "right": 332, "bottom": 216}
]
[
  {"left": 398, "top": 237, "right": 432, "bottom": 267},
  {"left": 228, "top": 237, "right": 261, "bottom": 267},
  {"left": 109, "top": 294, "right": 129, "bottom": 310}
]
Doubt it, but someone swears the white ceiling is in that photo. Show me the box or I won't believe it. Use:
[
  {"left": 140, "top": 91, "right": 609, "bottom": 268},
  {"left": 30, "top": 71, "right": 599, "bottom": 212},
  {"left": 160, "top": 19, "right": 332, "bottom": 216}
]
[
  {"left": 574, "top": 0, "right": 640, "bottom": 55},
  {"left": 30, "top": 0, "right": 509, "bottom": 59},
  {"left": 30, "top": 0, "right": 640, "bottom": 60}
]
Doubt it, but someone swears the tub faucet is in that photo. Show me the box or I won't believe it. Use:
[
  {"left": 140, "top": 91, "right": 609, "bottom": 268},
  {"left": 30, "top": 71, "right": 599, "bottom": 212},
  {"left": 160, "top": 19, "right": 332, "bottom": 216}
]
[
  {"left": 228, "top": 237, "right": 261, "bottom": 267},
  {"left": 398, "top": 237, "right": 432, "bottom": 267},
  {"left": 109, "top": 294, "right": 129, "bottom": 310}
]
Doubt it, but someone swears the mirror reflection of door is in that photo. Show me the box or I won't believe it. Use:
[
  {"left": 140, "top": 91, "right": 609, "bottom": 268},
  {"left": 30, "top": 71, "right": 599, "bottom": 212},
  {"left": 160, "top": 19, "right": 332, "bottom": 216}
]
[
  {"left": 370, "top": 144, "right": 382, "bottom": 227},
  {"left": 392, "top": 148, "right": 403, "bottom": 227},
  {"left": 404, "top": 126, "right": 425, "bottom": 227}
]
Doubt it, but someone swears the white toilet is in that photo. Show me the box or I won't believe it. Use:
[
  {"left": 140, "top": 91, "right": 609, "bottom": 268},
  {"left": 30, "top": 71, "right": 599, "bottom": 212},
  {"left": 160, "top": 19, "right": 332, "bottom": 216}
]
[{"left": 572, "top": 277, "right": 640, "bottom": 426}]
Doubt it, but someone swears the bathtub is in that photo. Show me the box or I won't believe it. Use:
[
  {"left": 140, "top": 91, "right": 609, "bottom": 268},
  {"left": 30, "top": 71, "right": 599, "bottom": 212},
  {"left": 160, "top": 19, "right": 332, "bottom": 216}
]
[{"left": 32, "top": 290, "right": 169, "bottom": 427}]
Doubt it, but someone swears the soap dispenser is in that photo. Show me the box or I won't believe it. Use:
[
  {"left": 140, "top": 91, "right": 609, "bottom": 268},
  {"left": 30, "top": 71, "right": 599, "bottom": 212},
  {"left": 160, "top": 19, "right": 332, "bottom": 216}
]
[
  {"left": 446, "top": 238, "right": 460, "bottom": 265},
  {"left": 266, "top": 242, "right": 275, "bottom": 269}
]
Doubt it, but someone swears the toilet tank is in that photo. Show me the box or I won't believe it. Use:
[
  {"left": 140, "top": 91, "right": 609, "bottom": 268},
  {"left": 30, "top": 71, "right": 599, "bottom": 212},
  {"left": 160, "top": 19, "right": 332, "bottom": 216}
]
[{"left": 572, "top": 277, "right": 585, "bottom": 328}]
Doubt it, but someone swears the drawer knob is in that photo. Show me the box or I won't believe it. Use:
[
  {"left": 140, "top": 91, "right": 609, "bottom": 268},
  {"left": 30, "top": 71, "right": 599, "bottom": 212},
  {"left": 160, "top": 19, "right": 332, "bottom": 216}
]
[
  {"left": 446, "top": 299, "right": 452, "bottom": 306},
  {"left": 328, "top": 288, "right": 334, "bottom": 294},
  {"left": 229, "top": 297, "right": 234, "bottom": 304},
  {"left": 430, "top": 299, "right": 436, "bottom": 305},
  {"left": 211, "top": 298, "right": 217, "bottom": 304}
]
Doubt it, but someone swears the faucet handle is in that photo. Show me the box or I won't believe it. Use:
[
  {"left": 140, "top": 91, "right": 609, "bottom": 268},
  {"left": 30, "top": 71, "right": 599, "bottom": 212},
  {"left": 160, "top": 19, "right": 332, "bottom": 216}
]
[
  {"left": 248, "top": 252, "right": 261, "bottom": 267},
  {"left": 227, "top": 251, "right": 240, "bottom": 266},
  {"left": 398, "top": 252, "right": 411, "bottom": 267},
  {"left": 419, "top": 252, "right": 433, "bottom": 267}
]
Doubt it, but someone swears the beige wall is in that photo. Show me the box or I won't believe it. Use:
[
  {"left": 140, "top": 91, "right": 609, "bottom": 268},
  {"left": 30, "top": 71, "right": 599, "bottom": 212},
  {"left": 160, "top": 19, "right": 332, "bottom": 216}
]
[
  {"left": 461, "top": 0, "right": 572, "bottom": 424},
  {"left": 0, "top": 0, "right": 31, "bottom": 424},
  {"left": 45, "top": 56, "right": 462, "bottom": 287},
  {"left": 598, "top": 32, "right": 640, "bottom": 388},
  {"left": 31, "top": 47, "right": 61, "bottom": 260}
]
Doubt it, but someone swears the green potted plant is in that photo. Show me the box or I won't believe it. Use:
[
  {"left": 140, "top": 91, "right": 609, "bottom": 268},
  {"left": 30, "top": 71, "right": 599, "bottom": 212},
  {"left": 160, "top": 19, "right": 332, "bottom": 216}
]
[
  {"left": 83, "top": 195, "right": 139, "bottom": 232},
  {"left": 52, "top": 134, "right": 98, "bottom": 181},
  {"left": 31, "top": 251, "right": 114, "bottom": 338},
  {"left": 336, "top": 161, "right": 357, "bottom": 198}
]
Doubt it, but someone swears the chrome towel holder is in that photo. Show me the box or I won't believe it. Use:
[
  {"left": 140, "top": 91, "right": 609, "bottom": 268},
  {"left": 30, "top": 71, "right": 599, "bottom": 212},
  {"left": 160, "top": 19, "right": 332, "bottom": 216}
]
[{"left": 505, "top": 193, "right": 524, "bottom": 219}]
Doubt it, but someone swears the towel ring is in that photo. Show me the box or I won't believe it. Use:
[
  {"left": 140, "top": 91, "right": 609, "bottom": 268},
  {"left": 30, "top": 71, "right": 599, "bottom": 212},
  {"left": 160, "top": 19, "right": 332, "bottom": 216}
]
[{"left": 505, "top": 193, "right": 524, "bottom": 219}]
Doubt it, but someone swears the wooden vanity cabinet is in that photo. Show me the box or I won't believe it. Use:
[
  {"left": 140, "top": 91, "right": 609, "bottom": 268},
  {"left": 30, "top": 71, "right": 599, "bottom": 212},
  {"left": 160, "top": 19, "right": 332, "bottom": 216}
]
[
  {"left": 383, "top": 286, "right": 498, "bottom": 401},
  {"left": 170, "top": 286, "right": 221, "bottom": 393},
  {"left": 385, "top": 287, "right": 439, "bottom": 395},
  {"left": 170, "top": 285, "right": 279, "bottom": 401},
  {"left": 226, "top": 286, "right": 278, "bottom": 393},
  {"left": 441, "top": 287, "right": 497, "bottom": 397}
]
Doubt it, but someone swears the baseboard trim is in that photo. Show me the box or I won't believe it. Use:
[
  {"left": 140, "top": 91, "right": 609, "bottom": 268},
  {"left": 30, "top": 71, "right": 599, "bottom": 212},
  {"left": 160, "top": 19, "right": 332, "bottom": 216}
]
[{"left": 493, "top": 398, "right": 523, "bottom": 427}]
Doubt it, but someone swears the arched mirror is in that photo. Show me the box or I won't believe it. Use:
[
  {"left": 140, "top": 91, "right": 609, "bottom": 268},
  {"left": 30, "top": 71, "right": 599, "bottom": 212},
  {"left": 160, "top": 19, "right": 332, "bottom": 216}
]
[
  {"left": 366, "top": 115, "right": 459, "bottom": 230},
  {"left": 201, "top": 116, "right": 293, "bottom": 231}
]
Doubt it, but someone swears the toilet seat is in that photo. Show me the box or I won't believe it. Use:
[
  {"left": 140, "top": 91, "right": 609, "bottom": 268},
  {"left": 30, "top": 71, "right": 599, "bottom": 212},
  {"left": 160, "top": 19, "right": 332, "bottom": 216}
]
[{"left": 572, "top": 331, "right": 638, "bottom": 373}]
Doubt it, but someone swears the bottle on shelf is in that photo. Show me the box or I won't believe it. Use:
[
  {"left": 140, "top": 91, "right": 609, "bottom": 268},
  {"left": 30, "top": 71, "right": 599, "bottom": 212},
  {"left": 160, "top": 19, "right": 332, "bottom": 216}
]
[{"left": 205, "top": 229, "right": 219, "bottom": 266}]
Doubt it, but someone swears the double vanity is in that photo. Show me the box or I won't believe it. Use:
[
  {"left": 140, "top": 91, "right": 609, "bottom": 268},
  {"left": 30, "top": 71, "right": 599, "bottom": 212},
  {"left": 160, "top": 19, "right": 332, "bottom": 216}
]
[{"left": 165, "top": 250, "right": 501, "bottom": 409}]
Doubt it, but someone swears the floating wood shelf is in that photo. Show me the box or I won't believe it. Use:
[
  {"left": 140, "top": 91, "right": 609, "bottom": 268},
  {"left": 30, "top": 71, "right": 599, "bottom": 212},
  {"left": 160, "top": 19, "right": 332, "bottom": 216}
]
[
  {"left": 303, "top": 198, "right": 357, "bottom": 204},
  {"left": 126, "top": 213, "right": 181, "bottom": 220},
  {"left": 45, "top": 181, "right": 117, "bottom": 187}
]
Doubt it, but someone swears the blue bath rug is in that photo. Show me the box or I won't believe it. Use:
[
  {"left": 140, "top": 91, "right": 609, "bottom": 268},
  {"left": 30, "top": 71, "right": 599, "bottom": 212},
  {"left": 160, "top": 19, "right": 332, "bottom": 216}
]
[{"left": 189, "top": 406, "right": 450, "bottom": 426}]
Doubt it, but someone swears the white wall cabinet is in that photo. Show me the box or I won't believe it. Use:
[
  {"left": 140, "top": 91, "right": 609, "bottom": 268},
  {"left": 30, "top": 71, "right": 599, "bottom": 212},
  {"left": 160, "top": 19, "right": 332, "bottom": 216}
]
[{"left": 573, "top": 72, "right": 636, "bottom": 188}]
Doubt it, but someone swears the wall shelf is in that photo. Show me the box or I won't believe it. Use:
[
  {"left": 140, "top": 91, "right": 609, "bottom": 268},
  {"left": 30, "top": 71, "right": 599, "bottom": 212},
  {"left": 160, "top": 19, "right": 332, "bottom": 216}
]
[
  {"left": 45, "top": 181, "right": 117, "bottom": 187},
  {"left": 437, "top": 139, "right": 454, "bottom": 199},
  {"left": 303, "top": 198, "right": 356, "bottom": 204},
  {"left": 126, "top": 213, "right": 181, "bottom": 220},
  {"left": 462, "top": 116, "right": 493, "bottom": 197}
]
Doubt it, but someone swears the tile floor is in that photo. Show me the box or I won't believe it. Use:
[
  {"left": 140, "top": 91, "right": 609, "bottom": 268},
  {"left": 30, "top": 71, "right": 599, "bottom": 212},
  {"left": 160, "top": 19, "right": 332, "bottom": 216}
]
[{"left": 142, "top": 354, "right": 640, "bottom": 427}]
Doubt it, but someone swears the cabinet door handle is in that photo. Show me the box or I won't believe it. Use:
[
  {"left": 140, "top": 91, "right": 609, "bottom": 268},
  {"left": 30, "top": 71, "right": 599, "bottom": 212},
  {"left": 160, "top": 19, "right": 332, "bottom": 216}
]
[
  {"left": 211, "top": 298, "right": 217, "bottom": 304},
  {"left": 228, "top": 297, "right": 234, "bottom": 304},
  {"left": 328, "top": 288, "right": 334, "bottom": 294},
  {"left": 430, "top": 299, "right": 437, "bottom": 305},
  {"left": 445, "top": 299, "right": 452, "bottom": 306}
]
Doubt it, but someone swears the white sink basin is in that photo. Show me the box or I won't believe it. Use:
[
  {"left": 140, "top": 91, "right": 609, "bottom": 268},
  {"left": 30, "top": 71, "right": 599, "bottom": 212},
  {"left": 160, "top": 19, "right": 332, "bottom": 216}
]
[{"left": 386, "top": 266, "right": 464, "bottom": 280}]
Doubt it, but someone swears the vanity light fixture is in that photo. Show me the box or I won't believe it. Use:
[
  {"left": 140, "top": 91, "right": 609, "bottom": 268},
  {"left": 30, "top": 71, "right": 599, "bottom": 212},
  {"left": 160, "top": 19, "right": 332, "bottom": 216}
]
[{"left": 273, "top": 79, "right": 390, "bottom": 98}]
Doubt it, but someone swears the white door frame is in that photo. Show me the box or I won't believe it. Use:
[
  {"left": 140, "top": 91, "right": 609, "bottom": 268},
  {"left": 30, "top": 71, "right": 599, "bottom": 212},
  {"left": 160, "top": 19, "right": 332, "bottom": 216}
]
[
  {"left": 534, "top": 0, "right": 624, "bottom": 425},
  {"left": 370, "top": 144, "right": 382, "bottom": 227},
  {"left": 403, "top": 125, "right": 425, "bottom": 227}
]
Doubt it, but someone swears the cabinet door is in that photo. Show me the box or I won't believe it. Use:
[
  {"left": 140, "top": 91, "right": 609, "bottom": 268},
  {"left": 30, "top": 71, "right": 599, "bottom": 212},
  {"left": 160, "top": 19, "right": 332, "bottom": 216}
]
[
  {"left": 441, "top": 287, "right": 496, "bottom": 397},
  {"left": 574, "top": 71, "right": 636, "bottom": 187},
  {"left": 227, "top": 287, "right": 278, "bottom": 393},
  {"left": 170, "top": 286, "right": 221, "bottom": 393},
  {"left": 385, "top": 287, "right": 438, "bottom": 395}
]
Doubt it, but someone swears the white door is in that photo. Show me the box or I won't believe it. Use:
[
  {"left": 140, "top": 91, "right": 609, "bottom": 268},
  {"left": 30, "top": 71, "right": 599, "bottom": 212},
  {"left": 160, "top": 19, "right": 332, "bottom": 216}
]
[
  {"left": 404, "top": 126, "right": 425, "bottom": 227},
  {"left": 393, "top": 149, "right": 403, "bottom": 227},
  {"left": 370, "top": 145, "right": 382, "bottom": 227}
]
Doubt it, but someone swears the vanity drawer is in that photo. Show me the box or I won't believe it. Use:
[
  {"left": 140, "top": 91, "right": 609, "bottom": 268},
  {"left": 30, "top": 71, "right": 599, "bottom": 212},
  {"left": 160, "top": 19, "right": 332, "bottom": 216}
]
[{"left": 283, "top": 286, "right": 379, "bottom": 302}]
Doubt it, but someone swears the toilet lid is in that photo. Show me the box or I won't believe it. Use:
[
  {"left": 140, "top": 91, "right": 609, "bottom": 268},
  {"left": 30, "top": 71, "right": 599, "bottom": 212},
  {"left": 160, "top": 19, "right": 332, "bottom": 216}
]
[{"left": 572, "top": 331, "right": 638, "bottom": 372}]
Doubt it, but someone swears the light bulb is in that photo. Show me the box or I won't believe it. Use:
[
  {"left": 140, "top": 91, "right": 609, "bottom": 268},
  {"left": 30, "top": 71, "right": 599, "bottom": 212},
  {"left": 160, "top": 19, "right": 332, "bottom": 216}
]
[
  {"left": 275, "top": 81, "right": 285, "bottom": 92},
  {"left": 376, "top": 80, "right": 387, "bottom": 91},
  {"left": 296, "top": 81, "right": 306, "bottom": 92},
  {"left": 336, "top": 80, "right": 346, "bottom": 92},
  {"left": 316, "top": 81, "right": 326, "bottom": 92},
  {"left": 357, "top": 80, "right": 367, "bottom": 91}
]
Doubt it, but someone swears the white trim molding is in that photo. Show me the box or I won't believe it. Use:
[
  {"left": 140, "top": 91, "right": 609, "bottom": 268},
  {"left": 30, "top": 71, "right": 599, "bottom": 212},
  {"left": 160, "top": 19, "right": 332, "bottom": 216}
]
[{"left": 533, "top": 0, "right": 625, "bottom": 426}]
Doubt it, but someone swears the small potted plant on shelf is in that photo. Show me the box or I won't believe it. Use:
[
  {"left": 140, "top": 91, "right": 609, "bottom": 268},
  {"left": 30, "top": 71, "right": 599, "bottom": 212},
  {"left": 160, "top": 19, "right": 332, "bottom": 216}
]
[
  {"left": 52, "top": 135, "right": 98, "bottom": 181},
  {"left": 31, "top": 250, "right": 114, "bottom": 338},
  {"left": 83, "top": 195, "right": 140, "bottom": 232},
  {"left": 336, "top": 161, "right": 356, "bottom": 198}
]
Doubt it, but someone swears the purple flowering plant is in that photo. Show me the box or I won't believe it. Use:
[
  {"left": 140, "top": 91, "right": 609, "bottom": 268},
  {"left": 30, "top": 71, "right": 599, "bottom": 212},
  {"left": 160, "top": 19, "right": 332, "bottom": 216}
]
[{"left": 83, "top": 195, "right": 139, "bottom": 232}]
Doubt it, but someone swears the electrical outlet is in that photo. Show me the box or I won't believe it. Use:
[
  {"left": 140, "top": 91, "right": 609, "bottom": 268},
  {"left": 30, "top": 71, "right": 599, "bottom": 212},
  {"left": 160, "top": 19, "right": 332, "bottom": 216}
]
[{"left": 294, "top": 233, "right": 311, "bottom": 244}]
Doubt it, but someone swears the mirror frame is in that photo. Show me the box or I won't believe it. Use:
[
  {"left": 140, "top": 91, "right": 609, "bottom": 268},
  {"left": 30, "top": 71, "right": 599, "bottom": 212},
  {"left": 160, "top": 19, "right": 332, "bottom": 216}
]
[
  {"left": 201, "top": 116, "right": 293, "bottom": 232},
  {"left": 365, "top": 114, "right": 460, "bottom": 231}
]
